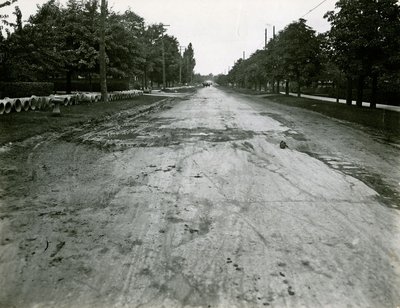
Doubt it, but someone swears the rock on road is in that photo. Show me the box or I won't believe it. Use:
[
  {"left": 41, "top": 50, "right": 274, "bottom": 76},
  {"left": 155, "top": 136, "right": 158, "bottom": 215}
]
[{"left": 0, "top": 86, "right": 399, "bottom": 307}]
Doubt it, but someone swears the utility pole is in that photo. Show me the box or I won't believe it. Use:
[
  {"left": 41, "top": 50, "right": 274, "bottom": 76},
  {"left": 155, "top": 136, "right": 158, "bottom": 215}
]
[
  {"left": 264, "top": 28, "right": 268, "bottom": 49},
  {"left": 273, "top": 25, "right": 276, "bottom": 38},
  {"left": 243, "top": 51, "right": 245, "bottom": 60},
  {"left": 99, "top": 0, "right": 108, "bottom": 102},
  {"left": 160, "top": 24, "right": 170, "bottom": 90},
  {"left": 179, "top": 45, "right": 185, "bottom": 85}
]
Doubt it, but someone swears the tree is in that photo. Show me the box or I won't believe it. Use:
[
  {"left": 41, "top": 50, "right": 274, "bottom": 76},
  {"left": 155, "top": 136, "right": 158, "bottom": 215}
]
[
  {"left": 325, "top": 0, "right": 400, "bottom": 107},
  {"left": 99, "top": 0, "right": 107, "bottom": 101},
  {"left": 143, "top": 24, "right": 163, "bottom": 87},
  {"left": 0, "top": 0, "right": 191, "bottom": 91},
  {"left": 0, "top": 1, "right": 63, "bottom": 81},
  {"left": 182, "top": 43, "right": 195, "bottom": 84},
  {"left": 0, "top": 0, "right": 17, "bottom": 9},
  {"left": 0, "top": 0, "right": 17, "bottom": 26},
  {"left": 277, "top": 19, "right": 321, "bottom": 97},
  {"left": 163, "top": 35, "right": 181, "bottom": 86},
  {"left": 264, "top": 36, "right": 285, "bottom": 93},
  {"left": 141, "top": 24, "right": 163, "bottom": 88}
]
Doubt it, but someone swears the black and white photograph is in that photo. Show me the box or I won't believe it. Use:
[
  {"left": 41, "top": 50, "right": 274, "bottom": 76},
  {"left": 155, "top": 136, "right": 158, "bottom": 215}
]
[{"left": 0, "top": 0, "right": 399, "bottom": 307}]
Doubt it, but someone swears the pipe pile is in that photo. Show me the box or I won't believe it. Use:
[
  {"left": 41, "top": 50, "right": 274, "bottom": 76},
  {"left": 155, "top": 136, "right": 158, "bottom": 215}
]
[{"left": 0, "top": 90, "right": 144, "bottom": 116}]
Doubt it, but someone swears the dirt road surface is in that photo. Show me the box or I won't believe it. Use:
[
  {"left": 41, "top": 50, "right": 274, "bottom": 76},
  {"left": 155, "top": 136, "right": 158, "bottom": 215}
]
[{"left": 1, "top": 87, "right": 399, "bottom": 307}]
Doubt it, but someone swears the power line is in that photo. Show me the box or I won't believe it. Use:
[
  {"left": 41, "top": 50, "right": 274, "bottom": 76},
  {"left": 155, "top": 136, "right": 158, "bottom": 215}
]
[{"left": 301, "top": 0, "right": 330, "bottom": 18}]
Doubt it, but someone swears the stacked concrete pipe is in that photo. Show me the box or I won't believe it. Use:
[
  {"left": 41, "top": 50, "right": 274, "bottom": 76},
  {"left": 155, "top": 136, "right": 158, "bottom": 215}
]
[
  {"left": 12, "top": 98, "right": 22, "bottom": 112},
  {"left": 19, "top": 98, "right": 30, "bottom": 111},
  {"left": 42, "top": 96, "right": 53, "bottom": 110},
  {"left": 37, "top": 97, "right": 49, "bottom": 110},
  {"left": 30, "top": 96, "right": 39, "bottom": 111},
  {"left": 0, "top": 90, "right": 145, "bottom": 115},
  {"left": 51, "top": 96, "right": 65, "bottom": 115},
  {"left": 81, "top": 93, "right": 95, "bottom": 103},
  {"left": 54, "top": 95, "right": 69, "bottom": 107},
  {"left": 0, "top": 99, "right": 4, "bottom": 115},
  {"left": 3, "top": 98, "right": 12, "bottom": 114}
]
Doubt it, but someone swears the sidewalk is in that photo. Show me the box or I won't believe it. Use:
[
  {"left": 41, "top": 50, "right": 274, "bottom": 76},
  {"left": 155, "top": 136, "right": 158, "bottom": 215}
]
[{"left": 280, "top": 92, "right": 400, "bottom": 113}]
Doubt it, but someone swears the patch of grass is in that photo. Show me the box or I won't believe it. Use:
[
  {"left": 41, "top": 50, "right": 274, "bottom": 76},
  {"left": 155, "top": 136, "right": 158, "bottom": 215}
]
[
  {"left": 0, "top": 95, "right": 165, "bottom": 145},
  {"left": 266, "top": 94, "right": 400, "bottom": 135}
]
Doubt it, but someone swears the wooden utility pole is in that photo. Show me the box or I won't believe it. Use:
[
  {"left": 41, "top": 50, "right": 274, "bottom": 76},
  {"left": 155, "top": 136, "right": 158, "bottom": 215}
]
[
  {"left": 161, "top": 36, "right": 166, "bottom": 89},
  {"left": 99, "top": 0, "right": 108, "bottom": 102},
  {"left": 179, "top": 45, "right": 185, "bottom": 85},
  {"left": 160, "top": 24, "right": 170, "bottom": 90},
  {"left": 264, "top": 28, "right": 267, "bottom": 49}
]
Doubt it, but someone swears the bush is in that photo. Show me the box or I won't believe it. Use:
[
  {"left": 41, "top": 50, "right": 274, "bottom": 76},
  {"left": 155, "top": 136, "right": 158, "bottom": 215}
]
[
  {"left": 0, "top": 82, "right": 54, "bottom": 98},
  {"left": 53, "top": 79, "right": 130, "bottom": 92}
]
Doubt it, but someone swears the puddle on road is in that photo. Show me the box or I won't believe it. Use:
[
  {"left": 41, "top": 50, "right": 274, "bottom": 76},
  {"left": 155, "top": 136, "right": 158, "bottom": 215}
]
[{"left": 303, "top": 151, "right": 399, "bottom": 209}]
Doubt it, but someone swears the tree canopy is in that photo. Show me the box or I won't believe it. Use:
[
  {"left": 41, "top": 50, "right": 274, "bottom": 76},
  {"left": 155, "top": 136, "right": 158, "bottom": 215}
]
[
  {"left": 0, "top": 0, "right": 196, "bottom": 91},
  {"left": 220, "top": 0, "right": 400, "bottom": 108}
]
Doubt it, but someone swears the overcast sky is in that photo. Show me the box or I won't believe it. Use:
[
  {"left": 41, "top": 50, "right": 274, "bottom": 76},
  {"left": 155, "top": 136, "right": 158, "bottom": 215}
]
[{"left": 2, "top": 0, "right": 338, "bottom": 75}]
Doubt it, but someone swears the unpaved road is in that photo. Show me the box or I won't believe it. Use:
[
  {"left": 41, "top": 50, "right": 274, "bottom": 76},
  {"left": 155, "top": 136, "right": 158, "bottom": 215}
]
[{"left": 0, "top": 87, "right": 399, "bottom": 307}]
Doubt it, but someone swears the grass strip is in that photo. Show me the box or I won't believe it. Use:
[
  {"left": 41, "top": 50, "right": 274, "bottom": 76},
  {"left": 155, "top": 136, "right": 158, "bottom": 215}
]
[{"left": 0, "top": 95, "right": 165, "bottom": 145}]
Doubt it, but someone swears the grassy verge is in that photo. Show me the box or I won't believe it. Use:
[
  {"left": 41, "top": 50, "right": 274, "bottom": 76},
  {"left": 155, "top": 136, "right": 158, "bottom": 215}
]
[
  {"left": 0, "top": 95, "right": 165, "bottom": 145},
  {"left": 222, "top": 86, "right": 399, "bottom": 134},
  {"left": 265, "top": 95, "right": 399, "bottom": 135}
]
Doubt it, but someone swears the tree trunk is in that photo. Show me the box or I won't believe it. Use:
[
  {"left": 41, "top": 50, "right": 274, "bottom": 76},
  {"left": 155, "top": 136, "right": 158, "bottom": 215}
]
[
  {"left": 276, "top": 79, "right": 280, "bottom": 94},
  {"left": 335, "top": 81, "right": 339, "bottom": 103},
  {"left": 99, "top": 0, "right": 108, "bottom": 102},
  {"left": 356, "top": 75, "right": 364, "bottom": 107},
  {"left": 66, "top": 70, "right": 72, "bottom": 94},
  {"left": 285, "top": 80, "right": 289, "bottom": 95},
  {"left": 370, "top": 73, "right": 378, "bottom": 108},
  {"left": 272, "top": 80, "right": 275, "bottom": 93},
  {"left": 144, "top": 67, "right": 148, "bottom": 88},
  {"left": 89, "top": 74, "right": 92, "bottom": 92},
  {"left": 296, "top": 73, "right": 301, "bottom": 97},
  {"left": 346, "top": 76, "right": 352, "bottom": 105}
]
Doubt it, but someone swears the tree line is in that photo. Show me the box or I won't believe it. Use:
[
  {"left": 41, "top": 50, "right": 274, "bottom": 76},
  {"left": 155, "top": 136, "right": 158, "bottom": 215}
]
[
  {"left": 217, "top": 0, "right": 400, "bottom": 108},
  {"left": 0, "top": 0, "right": 196, "bottom": 92}
]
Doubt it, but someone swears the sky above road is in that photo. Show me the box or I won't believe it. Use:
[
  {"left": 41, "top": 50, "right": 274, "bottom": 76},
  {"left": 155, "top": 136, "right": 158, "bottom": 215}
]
[{"left": 3, "top": 0, "right": 338, "bottom": 75}]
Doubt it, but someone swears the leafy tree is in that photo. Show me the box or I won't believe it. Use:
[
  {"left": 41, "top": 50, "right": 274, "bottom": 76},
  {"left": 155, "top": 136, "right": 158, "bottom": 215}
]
[
  {"left": 0, "top": 2, "right": 61, "bottom": 81},
  {"left": 141, "top": 24, "right": 163, "bottom": 88},
  {"left": 0, "top": 0, "right": 17, "bottom": 9},
  {"left": 264, "top": 36, "right": 286, "bottom": 93},
  {"left": 99, "top": 0, "right": 107, "bottom": 101},
  {"left": 0, "top": 0, "right": 193, "bottom": 91},
  {"left": 106, "top": 9, "right": 145, "bottom": 80},
  {"left": 0, "top": 0, "right": 18, "bottom": 28},
  {"left": 325, "top": 0, "right": 400, "bottom": 107},
  {"left": 182, "top": 43, "right": 195, "bottom": 84},
  {"left": 277, "top": 19, "right": 321, "bottom": 97},
  {"left": 163, "top": 34, "right": 181, "bottom": 86}
]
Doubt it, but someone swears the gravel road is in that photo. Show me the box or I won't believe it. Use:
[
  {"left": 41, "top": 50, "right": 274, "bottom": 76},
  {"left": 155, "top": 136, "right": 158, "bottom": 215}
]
[{"left": 0, "top": 86, "right": 399, "bottom": 307}]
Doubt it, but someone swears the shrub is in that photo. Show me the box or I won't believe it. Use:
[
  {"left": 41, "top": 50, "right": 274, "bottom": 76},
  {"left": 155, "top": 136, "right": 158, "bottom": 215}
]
[
  {"left": 0, "top": 82, "right": 54, "bottom": 98},
  {"left": 53, "top": 79, "right": 130, "bottom": 92}
]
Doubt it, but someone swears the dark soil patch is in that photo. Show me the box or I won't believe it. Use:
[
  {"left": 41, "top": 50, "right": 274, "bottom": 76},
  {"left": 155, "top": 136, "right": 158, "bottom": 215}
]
[{"left": 0, "top": 95, "right": 166, "bottom": 145}]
